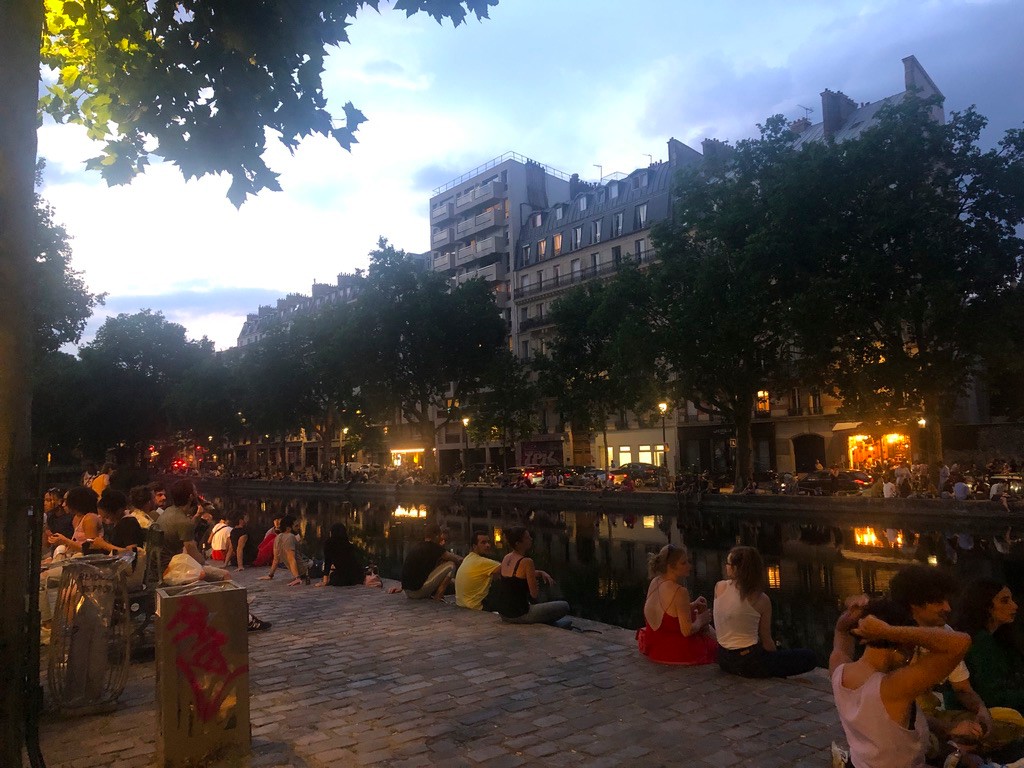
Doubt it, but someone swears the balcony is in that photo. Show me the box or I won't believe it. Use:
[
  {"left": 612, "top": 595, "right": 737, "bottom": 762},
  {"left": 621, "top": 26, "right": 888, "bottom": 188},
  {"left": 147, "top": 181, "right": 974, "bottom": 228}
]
[
  {"left": 512, "top": 248, "right": 656, "bottom": 300},
  {"left": 454, "top": 181, "right": 506, "bottom": 213},
  {"left": 430, "top": 201, "right": 453, "bottom": 224},
  {"left": 433, "top": 252, "right": 454, "bottom": 272},
  {"left": 431, "top": 227, "right": 452, "bottom": 247},
  {"left": 518, "top": 315, "right": 554, "bottom": 332},
  {"left": 456, "top": 208, "right": 502, "bottom": 238},
  {"left": 475, "top": 234, "right": 506, "bottom": 260},
  {"left": 455, "top": 261, "right": 507, "bottom": 286},
  {"left": 455, "top": 235, "right": 507, "bottom": 266}
]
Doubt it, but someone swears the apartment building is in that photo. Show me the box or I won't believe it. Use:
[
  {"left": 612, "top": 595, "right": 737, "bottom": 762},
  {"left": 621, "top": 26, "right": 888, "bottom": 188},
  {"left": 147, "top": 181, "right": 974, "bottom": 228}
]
[
  {"left": 235, "top": 273, "right": 363, "bottom": 348},
  {"left": 428, "top": 152, "right": 574, "bottom": 326}
]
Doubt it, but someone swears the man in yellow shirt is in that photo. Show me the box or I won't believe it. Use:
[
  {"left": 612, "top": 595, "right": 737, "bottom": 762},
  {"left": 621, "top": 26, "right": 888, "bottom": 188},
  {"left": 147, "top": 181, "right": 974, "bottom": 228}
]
[{"left": 455, "top": 531, "right": 502, "bottom": 611}]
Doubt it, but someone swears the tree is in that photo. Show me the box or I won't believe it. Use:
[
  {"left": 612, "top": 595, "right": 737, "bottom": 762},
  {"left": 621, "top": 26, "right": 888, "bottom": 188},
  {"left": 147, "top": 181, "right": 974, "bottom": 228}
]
[
  {"left": 467, "top": 350, "right": 537, "bottom": 471},
  {"left": 347, "top": 240, "right": 507, "bottom": 475},
  {"left": 2, "top": 4, "right": 497, "bottom": 757},
  {"left": 76, "top": 309, "right": 216, "bottom": 464},
  {"left": 31, "top": 164, "right": 105, "bottom": 358},
  {"left": 650, "top": 118, "right": 807, "bottom": 487},
  {"left": 786, "top": 99, "right": 1024, "bottom": 463},
  {"left": 539, "top": 265, "right": 664, "bottom": 469}
]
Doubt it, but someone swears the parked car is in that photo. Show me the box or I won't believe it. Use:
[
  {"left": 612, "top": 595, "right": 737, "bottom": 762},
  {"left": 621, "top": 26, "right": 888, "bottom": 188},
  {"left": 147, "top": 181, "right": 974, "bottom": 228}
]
[
  {"left": 463, "top": 463, "right": 498, "bottom": 483},
  {"left": 618, "top": 462, "right": 665, "bottom": 485},
  {"left": 561, "top": 466, "right": 597, "bottom": 486},
  {"left": 796, "top": 470, "right": 873, "bottom": 495},
  {"left": 501, "top": 465, "right": 547, "bottom": 486}
]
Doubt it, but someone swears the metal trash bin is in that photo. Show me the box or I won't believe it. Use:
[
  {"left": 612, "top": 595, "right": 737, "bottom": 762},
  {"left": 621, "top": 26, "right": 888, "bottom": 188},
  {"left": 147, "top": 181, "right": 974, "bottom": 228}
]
[
  {"left": 156, "top": 581, "right": 251, "bottom": 768},
  {"left": 47, "top": 556, "right": 132, "bottom": 715}
]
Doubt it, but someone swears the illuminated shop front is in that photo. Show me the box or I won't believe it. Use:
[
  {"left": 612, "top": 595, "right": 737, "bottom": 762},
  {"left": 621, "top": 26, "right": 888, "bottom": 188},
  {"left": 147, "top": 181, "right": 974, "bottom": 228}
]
[
  {"left": 389, "top": 447, "right": 425, "bottom": 467},
  {"left": 846, "top": 432, "right": 912, "bottom": 469}
]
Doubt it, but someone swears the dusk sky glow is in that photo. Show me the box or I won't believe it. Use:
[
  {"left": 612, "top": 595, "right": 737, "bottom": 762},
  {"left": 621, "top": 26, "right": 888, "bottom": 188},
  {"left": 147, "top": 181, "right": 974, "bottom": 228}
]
[{"left": 38, "top": 0, "right": 1024, "bottom": 351}]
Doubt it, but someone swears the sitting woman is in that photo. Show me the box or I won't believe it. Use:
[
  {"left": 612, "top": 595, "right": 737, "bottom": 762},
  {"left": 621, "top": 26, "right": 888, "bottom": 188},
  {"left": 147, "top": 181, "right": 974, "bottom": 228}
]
[
  {"left": 495, "top": 527, "right": 569, "bottom": 625},
  {"left": 831, "top": 596, "right": 971, "bottom": 768},
  {"left": 316, "top": 523, "right": 365, "bottom": 587},
  {"left": 953, "top": 577, "right": 1024, "bottom": 710},
  {"left": 636, "top": 544, "right": 716, "bottom": 665},
  {"left": 713, "top": 545, "right": 817, "bottom": 677},
  {"left": 254, "top": 516, "right": 282, "bottom": 567}
]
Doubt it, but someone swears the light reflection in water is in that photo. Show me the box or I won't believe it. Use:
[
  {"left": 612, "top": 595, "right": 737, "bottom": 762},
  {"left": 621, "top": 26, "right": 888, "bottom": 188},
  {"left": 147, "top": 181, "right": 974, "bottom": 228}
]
[{"left": 206, "top": 491, "right": 1024, "bottom": 666}]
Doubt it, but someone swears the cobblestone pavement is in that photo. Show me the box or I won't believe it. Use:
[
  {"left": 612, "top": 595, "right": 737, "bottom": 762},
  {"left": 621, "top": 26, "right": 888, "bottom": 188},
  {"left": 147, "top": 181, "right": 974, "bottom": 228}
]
[{"left": 31, "top": 571, "right": 844, "bottom": 767}]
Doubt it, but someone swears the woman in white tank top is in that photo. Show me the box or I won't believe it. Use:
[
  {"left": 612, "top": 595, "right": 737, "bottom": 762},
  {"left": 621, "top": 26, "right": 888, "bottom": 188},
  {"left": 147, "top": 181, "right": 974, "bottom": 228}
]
[{"left": 712, "top": 546, "right": 817, "bottom": 677}]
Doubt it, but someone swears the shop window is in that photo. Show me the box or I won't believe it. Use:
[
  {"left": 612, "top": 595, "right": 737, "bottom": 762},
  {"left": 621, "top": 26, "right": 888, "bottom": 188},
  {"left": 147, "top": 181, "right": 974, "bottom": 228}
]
[
  {"left": 618, "top": 447, "right": 632, "bottom": 466},
  {"left": 638, "top": 445, "right": 653, "bottom": 464}
]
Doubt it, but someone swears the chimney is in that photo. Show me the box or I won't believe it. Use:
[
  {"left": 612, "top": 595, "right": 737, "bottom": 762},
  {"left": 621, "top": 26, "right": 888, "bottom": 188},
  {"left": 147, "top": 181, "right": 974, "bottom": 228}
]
[
  {"left": 788, "top": 117, "right": 811, "bottom": 135},
  {"left": 820, "top": 89, "right": 858, "bottom": 139},
  {"left": 700, "top": 138, "right": 734, "bottom": 168}
]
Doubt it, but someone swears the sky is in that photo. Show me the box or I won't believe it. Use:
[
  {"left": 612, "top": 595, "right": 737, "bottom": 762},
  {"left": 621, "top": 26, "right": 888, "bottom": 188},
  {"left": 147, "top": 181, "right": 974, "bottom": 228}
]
[{"left": 37, "top": 0, "right": 1024, "bottom": 352}]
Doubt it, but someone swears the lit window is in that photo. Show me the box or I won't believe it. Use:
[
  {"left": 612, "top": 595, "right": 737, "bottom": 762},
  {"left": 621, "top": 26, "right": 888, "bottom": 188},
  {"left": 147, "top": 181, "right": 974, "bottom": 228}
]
[
  {"left": 553, "top": 233, "right": 562, "bottom": 255},
  {"left": 537, "top": 239, "right": 547, "bottom": 257},
  {"left": 638, "top": 445, "right": 653, "bottom": 464},
  {"left": 756, "top": 390, "right": 770, "bottom": 414}
]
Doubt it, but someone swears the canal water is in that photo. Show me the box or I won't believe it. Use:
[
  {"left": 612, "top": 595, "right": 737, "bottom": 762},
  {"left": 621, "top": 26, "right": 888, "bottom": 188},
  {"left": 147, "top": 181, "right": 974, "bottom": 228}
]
[{"left": 210, "top": 491, "right": 1024, "bottom": 666}]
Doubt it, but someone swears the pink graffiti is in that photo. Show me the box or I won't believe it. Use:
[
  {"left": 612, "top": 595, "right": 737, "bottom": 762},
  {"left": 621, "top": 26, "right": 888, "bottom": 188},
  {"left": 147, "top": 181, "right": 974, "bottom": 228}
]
[{"left": 167, "top": 595, "right": 248, "bottom": 723}]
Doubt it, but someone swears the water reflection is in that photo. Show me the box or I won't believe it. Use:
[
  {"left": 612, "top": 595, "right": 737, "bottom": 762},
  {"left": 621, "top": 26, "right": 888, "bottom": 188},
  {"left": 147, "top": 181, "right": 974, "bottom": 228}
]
[{"left": 209, "top": 491, "right": 1024, "bottom": 666}]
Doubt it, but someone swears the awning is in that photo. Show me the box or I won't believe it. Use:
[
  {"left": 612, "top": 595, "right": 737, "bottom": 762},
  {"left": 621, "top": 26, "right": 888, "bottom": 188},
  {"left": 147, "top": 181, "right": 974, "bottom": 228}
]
[{"left": 831, "top": 422, "right": 863, "bottom": 432}]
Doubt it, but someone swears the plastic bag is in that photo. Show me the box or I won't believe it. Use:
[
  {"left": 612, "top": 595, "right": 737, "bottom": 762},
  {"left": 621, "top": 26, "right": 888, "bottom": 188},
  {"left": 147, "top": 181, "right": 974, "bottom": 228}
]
[{"left": 163, "top": 554, "right": 205, "bottom": 585}]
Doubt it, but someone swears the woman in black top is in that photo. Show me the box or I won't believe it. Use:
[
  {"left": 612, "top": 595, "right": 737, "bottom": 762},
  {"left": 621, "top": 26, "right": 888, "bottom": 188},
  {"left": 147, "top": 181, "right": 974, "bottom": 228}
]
[
  {"left": 316, "top": 524, "right": 364, "bottom": 587},
  {"left": 496, "top": 527, "right": 569, "bottom": 625}
]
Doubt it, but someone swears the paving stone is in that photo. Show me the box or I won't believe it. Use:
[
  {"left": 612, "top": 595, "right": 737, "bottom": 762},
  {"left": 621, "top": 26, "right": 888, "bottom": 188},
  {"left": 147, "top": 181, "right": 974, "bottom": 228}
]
[{"left": 28, "top": 570, "right": 845, "bottom": 768}]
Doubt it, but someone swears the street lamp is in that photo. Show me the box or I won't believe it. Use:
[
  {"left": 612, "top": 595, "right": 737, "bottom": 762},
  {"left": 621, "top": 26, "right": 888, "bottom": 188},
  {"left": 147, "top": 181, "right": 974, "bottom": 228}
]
[
  {"left": 341, "top": 426, "right": 349, "bottom": 481},
  {"left": 658, "top": 402, "right": 668, "bottom": 469},
  {"left": 461, "top": 417, "right": 470, "bottom": 472}
]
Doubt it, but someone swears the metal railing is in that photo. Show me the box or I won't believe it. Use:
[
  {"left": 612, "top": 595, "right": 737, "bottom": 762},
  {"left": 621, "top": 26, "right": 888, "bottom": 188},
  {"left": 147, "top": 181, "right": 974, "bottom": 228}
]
[
  {"left": 513, "top": 249, "right": 655, "bottom": 299},
  {"left": 432, "top": 151, "right": 574, "bottom": 195}
]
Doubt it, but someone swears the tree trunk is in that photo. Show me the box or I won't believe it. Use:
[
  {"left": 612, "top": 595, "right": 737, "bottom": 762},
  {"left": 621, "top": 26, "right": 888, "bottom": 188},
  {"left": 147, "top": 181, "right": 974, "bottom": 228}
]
[
  {"left": 733, "top": 399, "right": 754, "bottom": 489},
  {"left": 923, "top": 393, "right": 944, "bottom": 466},
  {"left": 0, "top": 1, "right": 44, "bottom": 763}
]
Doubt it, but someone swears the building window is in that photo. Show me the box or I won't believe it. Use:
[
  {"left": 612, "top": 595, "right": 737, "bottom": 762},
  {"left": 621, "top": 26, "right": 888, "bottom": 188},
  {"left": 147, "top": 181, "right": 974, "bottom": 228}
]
[
  {"left": 635, "top": 238, "right": 647, "bottom": 260},
  {"left": 612, "top": 245, "right": 622, "bottom": 264},
  {"left": 537, "top": 302, "right": 544, "bottom": 318},
  {"left": 790, "top": 388, "right": 801, "bottom": 414},
  {"left": 533, "top": 212, "right": 542, "bottom": 227},
  {"left": 570, "top": 258, "right": 581, "bottom": 281},
  {"left": 612, "top": 212, "right": 623, "bottom": 237},
  {"left": 551, "top": 266, "right": 560, "bottom": 284},
  {"left": 609, "top": 183, "right": 619, "bottom": 200},
  {"left": 590, "top": 252, "right": 599, "bottom": 269},
  {"left": 592, "top": 220, "right": 602, "bottom": 244},
  {"left": 756, "top": 390, "right": 771, "bottom": 415},
  {"left": 555, "top": 206, "right": 563, "bottom": 220},
  {"left": 635, "top": 203, "right": 647, "bottom": 228},
  {"left": 519, "top": 306, "right": 528, "bottom": 323},
  {"left": 520, "top": 275, "right": 530, "bottom": 291},
  {"left": 572, "top": 226, "right": 582, "bottom": 250},
  {"left": 638, "top": 445, "right": 653, "bottom": 464},
  {"left": 522, "top": 244, "right": 531, "bottom": 265},
  {"left": 553, "top": 233, "right": 562, "bottom": 255},
  {"left": 537, "top": 239, "right": 547, "bottom": 257},
  {"left": 579, "top": 196, "right": 588, "bottom": 212},
  {"left": 618, "top": 446, "right": 632, "bottom": 466},
  {"left": 536, "top": 270, "right": 543, "bottom": 288},
  {"left": 521, "top": 340, "right": 530, "bottom": 359},
  {"left": 810, "top": 388, "right": 823, "bottom": 414}
]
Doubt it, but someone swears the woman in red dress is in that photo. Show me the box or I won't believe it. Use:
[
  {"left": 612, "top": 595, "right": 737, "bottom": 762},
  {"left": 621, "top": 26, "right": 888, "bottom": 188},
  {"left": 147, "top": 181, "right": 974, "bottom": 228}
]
[{"left": 637, "top": 544, "right": 717, "bottom": 665}]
